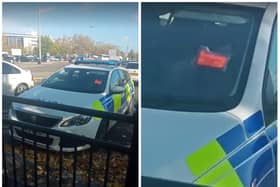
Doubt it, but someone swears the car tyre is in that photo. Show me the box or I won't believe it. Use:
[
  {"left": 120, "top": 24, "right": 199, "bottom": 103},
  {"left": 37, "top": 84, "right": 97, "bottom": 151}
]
[{"left": 15, "top": 83, "right": 28, "bottom": 96}]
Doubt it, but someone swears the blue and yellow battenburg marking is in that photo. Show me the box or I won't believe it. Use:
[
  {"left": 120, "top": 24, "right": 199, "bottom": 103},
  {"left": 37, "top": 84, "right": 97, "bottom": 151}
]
[
  {"left": 243, "top": 111, "right": 264, "bottom": 138},
  {"left": 91, "top": 81, "right": 135, "bottom": 120},
  {"left": 185, "top": 111, "right": 271, "bottom": 187},
  {"left": 229, "top": 135, "right": 273, "bottom": 187}
]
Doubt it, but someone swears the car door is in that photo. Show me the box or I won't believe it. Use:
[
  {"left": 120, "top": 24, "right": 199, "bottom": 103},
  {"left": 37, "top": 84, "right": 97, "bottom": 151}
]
[
  {"left": 198, "top": 18, "right": 277, "bottom": 187},
  {"left": 259, "top": 18, "right": 277, "bottom": 187},
  {"left": 2, "top": 62, "right": 21, "bottom": 95},
  {"left": 109, "top": 70, "right": 127, "bottom": 113},
  {"left": 119, "top": 69, "right": 135, "bottom": 108},
  {"left": 123, "top": 69, "right": 135, "bottom": 97},
  {"left": 223, "top": 19, "right": 277, "bottom": 187}
]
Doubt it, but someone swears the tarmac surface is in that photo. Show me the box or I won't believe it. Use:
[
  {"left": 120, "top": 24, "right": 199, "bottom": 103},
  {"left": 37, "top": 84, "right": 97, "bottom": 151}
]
[{"left": 15, "top": 61, "right": 69, "bottom": 84}]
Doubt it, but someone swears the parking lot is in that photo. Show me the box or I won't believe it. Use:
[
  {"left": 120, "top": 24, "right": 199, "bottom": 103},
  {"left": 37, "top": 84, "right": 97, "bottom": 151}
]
[
  {"left": 4, "top": 61, "right": 138, "bottom": 144},
  {"left": 15, "top": 61, "right": 138, "bottom": 98},
  {"left": 15, "top": 61, "right": 69, "bottom": 84},
  {"left": 3, "top": 61, "right": 138, "bottom": 187}
]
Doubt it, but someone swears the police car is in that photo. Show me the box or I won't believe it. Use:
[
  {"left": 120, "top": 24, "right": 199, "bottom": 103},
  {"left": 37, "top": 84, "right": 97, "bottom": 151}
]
[
  {"left": 142, "top": 3, "right": 277, "bottom": 187},
  {"left": 9, "top": 62, "right": 135, "bottom": 151}
]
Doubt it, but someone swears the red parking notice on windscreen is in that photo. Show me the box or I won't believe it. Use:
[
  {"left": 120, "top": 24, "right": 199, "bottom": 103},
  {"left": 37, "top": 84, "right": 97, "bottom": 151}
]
[{"left": 196, "top": 48, "right": 229, "bottom": 69}]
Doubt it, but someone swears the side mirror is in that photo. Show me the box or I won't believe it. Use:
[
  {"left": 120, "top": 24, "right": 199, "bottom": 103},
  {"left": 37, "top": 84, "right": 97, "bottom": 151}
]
[{"left": 111, "top": 86, "right": 125, "bottom": 94}]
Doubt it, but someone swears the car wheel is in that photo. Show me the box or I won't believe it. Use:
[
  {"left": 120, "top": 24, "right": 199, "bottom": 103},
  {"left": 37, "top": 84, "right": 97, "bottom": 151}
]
[
  {"left": 15, "top": 83, "right": 28, "bottom": 96},
  {"left": 96, "top": 119, "right": 109, "bottom": 140}
]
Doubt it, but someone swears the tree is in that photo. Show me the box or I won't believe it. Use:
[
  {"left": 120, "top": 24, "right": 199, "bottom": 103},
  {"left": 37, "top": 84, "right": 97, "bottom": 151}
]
[
  {"left": 38, "top": 34, "right": 128, "bottom": 59},
  {"left": 22, "top": 47, "right": 32, "bottom": 55},
  {"left": 41, "top": 35, "right": 52, "bottom": 55},
  {"left": 55, "top": 36, "right": 73, "bottom": 55},
  {"left": 33, "top": 47, "right": 39, "bottom": 56},
  {"left": 72, "top": 34, "right": 94, "bottom": 54},
  {"left": 94, "top": 43, "right": 117, "bottom": 55},
  {"left": 50, "top": 42, "right": 62, "bottom": 56},
  {"left": 39, "top": 35, "right": 67, "bottom": 56}
]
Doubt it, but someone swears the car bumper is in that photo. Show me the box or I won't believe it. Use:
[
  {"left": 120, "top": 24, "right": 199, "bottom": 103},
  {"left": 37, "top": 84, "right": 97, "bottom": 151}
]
[
  {"left": 11, "top": 126, "right": 91, "bottom": 152},
  {"left": 9, "top": 109, "right": 101, "bottom": 152}
]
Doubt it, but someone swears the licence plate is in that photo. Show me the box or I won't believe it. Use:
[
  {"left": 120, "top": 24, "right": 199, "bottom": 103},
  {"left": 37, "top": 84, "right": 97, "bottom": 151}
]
[{"left": 25, "top": 129, "right": 46, "bottom": 137}]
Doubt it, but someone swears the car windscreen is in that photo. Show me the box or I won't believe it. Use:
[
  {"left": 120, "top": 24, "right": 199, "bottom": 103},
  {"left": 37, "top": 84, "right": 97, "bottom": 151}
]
[
  {"left": 42, "top": 68, "right": 109, "bottom": 93},
  {"left": 127, "top": 63, "right": 139, "bottom": 69},
  {"left": 142, "top": 3, "right": 264, "bottom": 112}
]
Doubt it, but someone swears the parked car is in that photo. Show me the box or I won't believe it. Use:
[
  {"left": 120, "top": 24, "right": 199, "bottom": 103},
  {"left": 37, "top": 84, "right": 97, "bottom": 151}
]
[
  {"left": 125, "top": 61, "right": 138, "bottom": 83},
  {"left": 2, "top": 54, "right": 16, "bottom": 63},
  {"left": 68, "top": 56, "right": 77, "bottom": 64},
  {"left": 142, "top": 3, "right": 277, "bottom": 187},
  {"left": 18, "top": 55, "right": 39, "bottom": 62},
  {"left": 42, "top": 55, "right": 50, "bottom": 62},
  {"left": 42, "top": 55, "right": 60, "bottom": 62},
  {"left": 2, "top": 61, "right": 34, "bottom": 96},
  {"left": 9, "top": 63, "right": 135, "bottom": 151},
  {"left": 49, "top": 56, "right": 60, "bottom": 61},
  {"left": 55, "top": 55, "right": 64, "bottom": 61}
]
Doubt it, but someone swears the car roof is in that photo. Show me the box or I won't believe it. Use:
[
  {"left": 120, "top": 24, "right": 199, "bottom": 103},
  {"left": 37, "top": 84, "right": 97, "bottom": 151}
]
[
  {"left": 3, "top": 60, "right": 24, "bottom": 71},
  {"left": 65, "top": 64, "right": 125, "bottom": 72}
]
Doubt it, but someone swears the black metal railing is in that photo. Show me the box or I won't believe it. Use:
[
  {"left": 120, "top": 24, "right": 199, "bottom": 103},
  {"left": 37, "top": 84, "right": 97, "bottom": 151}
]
[{"left": 3, "top": 95, "right": 138, "bottom": 187}]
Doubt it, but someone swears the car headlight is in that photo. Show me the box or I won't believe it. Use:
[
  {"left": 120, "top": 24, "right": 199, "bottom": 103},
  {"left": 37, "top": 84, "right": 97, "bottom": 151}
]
[{"left": 60, "top": 115, "right": 91, "bottom": 127}]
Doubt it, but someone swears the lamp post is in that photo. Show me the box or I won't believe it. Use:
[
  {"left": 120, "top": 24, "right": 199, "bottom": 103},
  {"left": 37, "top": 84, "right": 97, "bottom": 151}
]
[
  {"left": 37, "top": 7, "right": 42, "bottom": 64},
  {"left": 89, "top": 26, "right": 95, "bottom": 56}
]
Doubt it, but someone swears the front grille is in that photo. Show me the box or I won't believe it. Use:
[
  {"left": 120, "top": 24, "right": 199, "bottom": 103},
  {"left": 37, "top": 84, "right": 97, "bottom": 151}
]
[
  {"left": 15, "top": 129, "right": 53, "bottom": 145},
  {"left": 15, "top": 110, "right": 62, "bottom": 127},
  {"left": 60, "top": 137, "right": 88, "bottom": 147}
]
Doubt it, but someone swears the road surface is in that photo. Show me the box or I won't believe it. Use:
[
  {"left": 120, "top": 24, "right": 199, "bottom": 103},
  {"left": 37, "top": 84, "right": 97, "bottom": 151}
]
[{"left": 15, "top": 61, "right": 69, "bottom": 83}]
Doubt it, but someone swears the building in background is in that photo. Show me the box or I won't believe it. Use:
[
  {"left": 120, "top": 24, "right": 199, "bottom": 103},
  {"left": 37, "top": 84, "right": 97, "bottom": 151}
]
[{"left": 2, "top": 33, "right": 38, "bottom": 54}]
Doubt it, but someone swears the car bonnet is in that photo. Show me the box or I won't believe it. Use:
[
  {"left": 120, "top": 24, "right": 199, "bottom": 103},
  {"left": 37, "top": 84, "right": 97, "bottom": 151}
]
[
  {"left": 142, "top": 107, "right": 255, "bottom": 184},
  {"left": 13, "top": 86, "right": 105, "bottom": 118}
]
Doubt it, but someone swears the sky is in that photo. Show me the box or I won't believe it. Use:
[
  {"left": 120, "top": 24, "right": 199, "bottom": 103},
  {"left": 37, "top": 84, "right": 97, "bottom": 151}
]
[{"left": 3, "top": 3, "right": 138, "bottom": 52}]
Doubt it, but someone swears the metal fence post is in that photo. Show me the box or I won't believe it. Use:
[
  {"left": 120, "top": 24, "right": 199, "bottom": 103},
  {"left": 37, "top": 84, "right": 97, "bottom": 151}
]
[
  {"left": 3, "top": 95, "right": 138, "bottom": 187},
  {"left": 125, "top": 106, "right": 138, "bottom": 187}
]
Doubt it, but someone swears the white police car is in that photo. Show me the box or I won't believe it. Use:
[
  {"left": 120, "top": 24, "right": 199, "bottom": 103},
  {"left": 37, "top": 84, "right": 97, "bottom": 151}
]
[
  {"left": 142, "top": 3, "right": 277, "bottom": 187},
  {"left": 9, "top": 63, "right": 135, "bottom": 151}
]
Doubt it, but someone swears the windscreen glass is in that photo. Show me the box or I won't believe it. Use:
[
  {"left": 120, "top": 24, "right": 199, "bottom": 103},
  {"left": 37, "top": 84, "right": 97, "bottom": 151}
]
[
  {"left": 142, "top": 3, "right": 264, "bottom": 111},
  {"left": 42, "top": 68, "right": 108, "bottom": 93}
]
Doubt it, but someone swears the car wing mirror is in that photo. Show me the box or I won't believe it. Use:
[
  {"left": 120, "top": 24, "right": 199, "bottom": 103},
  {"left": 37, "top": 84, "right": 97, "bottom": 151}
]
[{"left": 110, "top": 86, "right": 125, "bottom": 94}]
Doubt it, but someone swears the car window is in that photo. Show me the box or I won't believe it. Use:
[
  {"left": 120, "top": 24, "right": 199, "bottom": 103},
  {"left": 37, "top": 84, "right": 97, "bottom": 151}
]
[
  {"left": 119, "top": 70, "right": 130, "bottom": 83},
  {"left": 3, "top": 63, "right": 20, "bottom": 74},
  {"left": 123, "top": 70, "right": 131, "bottom": 81},
  {"left": 110, "top": 70, "right": 122, "bottom": 89},
  {"left": 127, "top": 63, "right": 138, "bottom": 69},
  {"left": 42, "top": 68, "right": 109, "bottom": 93},
  {"left": 142, "top": 3, "right": 264, "bottom": 112},
  {"left": 262, "top": 20, "right": 277, "bottom": 126}
]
